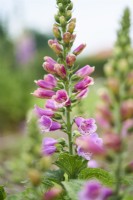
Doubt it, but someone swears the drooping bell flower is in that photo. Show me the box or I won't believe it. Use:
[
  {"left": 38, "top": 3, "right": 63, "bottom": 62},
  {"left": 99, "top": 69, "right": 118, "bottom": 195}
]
[
  {"left": 53, "top": 89, "right": 70, "bottom": 108},
  {"left": 35, "top": 74, "right": 57, "bottom": 90},
  {"left": 39, "top": 115, "right": 61, "bottom": 133},
  {"left": 42, "top": 137, "right": 57, "bottom": 156},
  {"left": 74, "top": 76, "right": 94, "bottom": 91},
  {"left": 75, "top": 117, "right": 97, "bottom": 135},
  {"left": 73, "top": 43, "right": 86, "bottom": 56},
  {"left": 32, "top": 88, "right": 55, "bottom": 99},
  {"left": 76, "top": 65, "right": 95, "bottom": 78},
  {"left": 34, "top": 105, "right": 54, "bottom": 118}
]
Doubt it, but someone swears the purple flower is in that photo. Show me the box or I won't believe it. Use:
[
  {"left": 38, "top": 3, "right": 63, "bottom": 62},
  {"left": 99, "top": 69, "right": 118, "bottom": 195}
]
[
  {"left": 39, "top": 116, "right": 61, "bottom": 132},
  {"left": 45, "top": 99, "right": 59, "bottom": 111},
  {"left": 43, "top": 56, "right": 57, "bottom": 74},
  {"left": 42, "top": 137, "right": 57, "bottom": 155},
  {"left": 75, "top": 117, "right": 97, "bottom": 135},
  {"left": 74, "top": 76, "right": 94, "bottom": 91},
  {"left": 87, "top": 160, "right": 99, "bottom": 168},
  {"left": 35, "top": 74, "right": 57, "bottom": 90},
  {"left": 76, "top": 88, "right": 89, "bottom": 100},
  {"left": 34, "top": 105, "right": 54, "bottom": 117},
  {"left": 53, "top": 90, "right": 70, "bottom": 108},
  {"left": 76, "top": 134, "right": 104, "bottom": 160},
  {"left": 32, "top": 88, "right": 55, "bottom": 99},
  {"left": 73, "top": 43, "right": 86, "bottom": 56},
  {"left": 76, "top": 65, "right": 95, "bottom": 78},
  {"left": 54, "top": 64, "right": 66, "bottom": 79},
  {"left": 78, "top": 180, "right": 113, "bottom": 200}
]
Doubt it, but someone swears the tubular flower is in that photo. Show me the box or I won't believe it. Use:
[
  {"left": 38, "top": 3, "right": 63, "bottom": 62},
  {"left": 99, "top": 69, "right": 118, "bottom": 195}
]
[
  {"left": 34, "top": 105, "right": 54, "bottom": 118},
  {"left": 76, "top": 65, "right": 95, "bottom": 78},
  {"left": 43, "top": 56, "right": 57, "bottom": 74},
  {"left": 54, "top": 64, "right": 66, "bottom": 79},
  {"left": 76, "top": 134, "right": 104, "bottom": 160},
  {"left": 53, "top": 89, "right": 70, "bottom": 108},
  {"left": 32, "top": 88, "right": 55, "bottom": 99},
  {"left": 75, "top": 117, "right": 97, "bottom": 135},
  {"left": 74, "top": 76, "right": 94, "bottom": 91},
  {"left": 39, "top": 116, "right": 61, "bottom": 133},
  {"left": 42, "top": 137, "right": 57, "bottom": 156},
  {"left": 35, "top": 74, "right": 57, "bottom": 90},
  {"left": 76, "top": 88, "right": 89, "bottom": 99},
  {"left": 45, "top": 99, "right": 59, "bottom": 111}
]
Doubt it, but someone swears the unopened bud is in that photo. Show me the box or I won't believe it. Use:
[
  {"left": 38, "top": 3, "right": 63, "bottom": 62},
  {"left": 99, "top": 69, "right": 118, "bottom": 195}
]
[
  {"left": 104, "top": 63, "right": 114, "bottom": 76},
  {"left": 73, "top": 44, "right": 86, "bottom": 56},
  {"left": 66, "top": 54, "right": 76, "bottom": 67},
  {"left": 117, "top": 59, "right": 128, "bottom": 73},
  {"left": 43, "top": 187, "right": 62, "bottom": 200},
  {"left": 51, "top": 43, "right": 62, "bottom": 55},
  {"left": 63, "top": 32, "right": 71, "bottom": 44},
  {"left": 54, "top": 14, "right": 60, "bottom": 23},
  {"left": 67, "top": 2, "right": 73, "bottom": 10},
  {"left": 58, "top": 3, "right": 64, "bottom": 12},
  {"left": 65, "top": 10, "right": 72, "bottom": 21},
  {"left": 53, "top": 24, "right": 61, "bottom": 39},
  {"left": 107, "top": 78, "right": 119, "bottom": 94},
  {"left": 59, "top": 16, "right": 66, "bottom": 26},
  {"left": 28, "top": 169, "right": 41, "bottom": 186},
  {"left": 39, "top": 156, "right": 52, "bottom": 170},
  {"left": 54, "top": 64, "right": 66, "bottom": 79},
  {"left": 68, "top": 22, "right": 76, "bottom": 33}
]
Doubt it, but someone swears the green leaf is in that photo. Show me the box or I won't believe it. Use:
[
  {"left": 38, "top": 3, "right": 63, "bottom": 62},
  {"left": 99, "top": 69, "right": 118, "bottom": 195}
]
[
  {"left": 0, "top": 186, "right": 6, "bottom": 200},
  {"left": 55, "top": 153, "right": 87, "bottom": 179},
  {"left": 43, "top": 169, "right": 65, "bottom": 185},
  {"left": 62, "top": 180, "right": 84, "bottom": 200},
  {"left": 78, "top": 168, "right": 114, "bottom": 186}
]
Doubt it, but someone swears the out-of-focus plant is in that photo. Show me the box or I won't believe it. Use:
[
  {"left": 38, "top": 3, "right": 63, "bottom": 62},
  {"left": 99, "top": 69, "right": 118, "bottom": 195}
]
[{"left": 96, "top": 8, "right": 133, "bottom": 199}]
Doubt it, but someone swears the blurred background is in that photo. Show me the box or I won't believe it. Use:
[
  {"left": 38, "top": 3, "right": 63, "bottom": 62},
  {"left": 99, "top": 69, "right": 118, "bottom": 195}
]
[{"left": 0, "top": 0, "right": 133, "bottom": 194}]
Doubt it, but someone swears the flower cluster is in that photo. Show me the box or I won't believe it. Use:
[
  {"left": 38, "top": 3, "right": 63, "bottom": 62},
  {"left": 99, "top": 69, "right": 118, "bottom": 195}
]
[
  {"left": 32, "top": 0, "right": 103, "bottom": 160},
  {"left": 96, "top": 7, "right": 133, "bottom": 198}
]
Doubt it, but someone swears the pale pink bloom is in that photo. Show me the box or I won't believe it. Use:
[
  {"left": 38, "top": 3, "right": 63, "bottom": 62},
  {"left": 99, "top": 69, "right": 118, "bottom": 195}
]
[
  {"left": 73, "top": 44, "right": 86, "bottom": 56},
  {"left": 74, "top": 76, "right": 94, "bottom": 91},
  {"left": 35, "top": 74, "right": 57, "bottom": 90},
  {"left": 32, "top": 88, "right": 55, "bottom": 99},
  {"left": 76, "top": 65, "right": 95, "bottom": 78}
]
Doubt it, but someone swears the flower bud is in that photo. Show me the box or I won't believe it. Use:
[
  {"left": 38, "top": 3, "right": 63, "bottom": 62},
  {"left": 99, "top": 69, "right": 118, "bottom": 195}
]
[
  {"left": 107, "top": 78, "right": 119, "bottom": 94},
  {"left": 121, "top": 99, "right": 133, "bottom": 120},
  {"left": 39, "top": 156, "right": 52, "bottom": 170},
  {"left": 28, "top": 169, "right": 41, "bottom": 186},
  {"left": 67, "top": 2, "right": 73, "bottom": 10},
  {"left": 59, "top": 16, "right": 66, "bottom": 26},
  {"left": 53, "top": 24, "right": 61, "bottom": 39},
  {"left": 63, "top": 32, "right": 71, "bottom": 44},
  {"left": 54, "top": 14, "right": 60, "bottom": 23},
  {"left": 117, "top": 59, "right": 128, "bottom": 73},
  {"left": 104, "top": 63, "right": 114, "bottom": 76},
  {"left": 58, "top": 3, "right": 64, "bottom": 12},
  {"left": 65, "top": 10, "right": 72, "bottom": 21},
  {"left": 66, "top": 54, "right": 76, "bottom": 67},
  {"left": 52, "top": 44, "right": 62, "bottom": 55},
  {"left": 54, "top": 64, "right": 66, "bottom": 79},
  {"left": 43, "top": 187, "right": 62, "bottom": 200},
  {"left": 73, "top": 44, "right": 86, "bottom": 56},
  {"left": 67, "top": 22, "right": 76, "bottom": 33}
]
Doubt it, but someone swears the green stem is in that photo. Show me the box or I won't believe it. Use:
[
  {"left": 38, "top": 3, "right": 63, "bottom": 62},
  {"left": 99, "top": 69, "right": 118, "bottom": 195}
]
[{"left": 66, "top": 107, "right": 73, "bottom": 154}]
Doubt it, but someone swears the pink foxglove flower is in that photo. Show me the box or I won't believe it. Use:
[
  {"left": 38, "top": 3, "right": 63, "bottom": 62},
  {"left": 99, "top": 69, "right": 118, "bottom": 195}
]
[
  {"left": 35, "top": 74, "right": 57, "bottom": 90},
  {"left": 78, "top": 180, "right": 113, "bottom": 200},
  {"left": 74, "top": 76, "right": 94, "bottom": 91},
  {"left": 32, "top": 88, "right": 55, "bottom": 99},
  {"left": 76, "top": 65, "right": 95, "bottom": 78},
  {"left": 42, "top": 138, "right": 57, "bottom": 155},
  {"left": 76, "top": 134, "right": 104, "bottom": 160},
  {"left": 39, "top": 116, "right": 61, "bottom": 132},
  {"left": 34, "top": 105, "right": 54, "bottom": 118},
  {"left": 48, "top": 39, "right": 62, "bottom": 55},
  {"left": 76, "top": 88, "right": 89, "bottom": 99},
  {"left": 53, "top": 90, "right": 70, "bottom": 108},
  {"left": 45, "top": 99, "right": 59, "bottom": 111},
  {"left": 75, "top": 117, "right": 97, "bottom": 135},
  {"left": 73, "top": 43, "right": 86, "bottom": 56}
]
